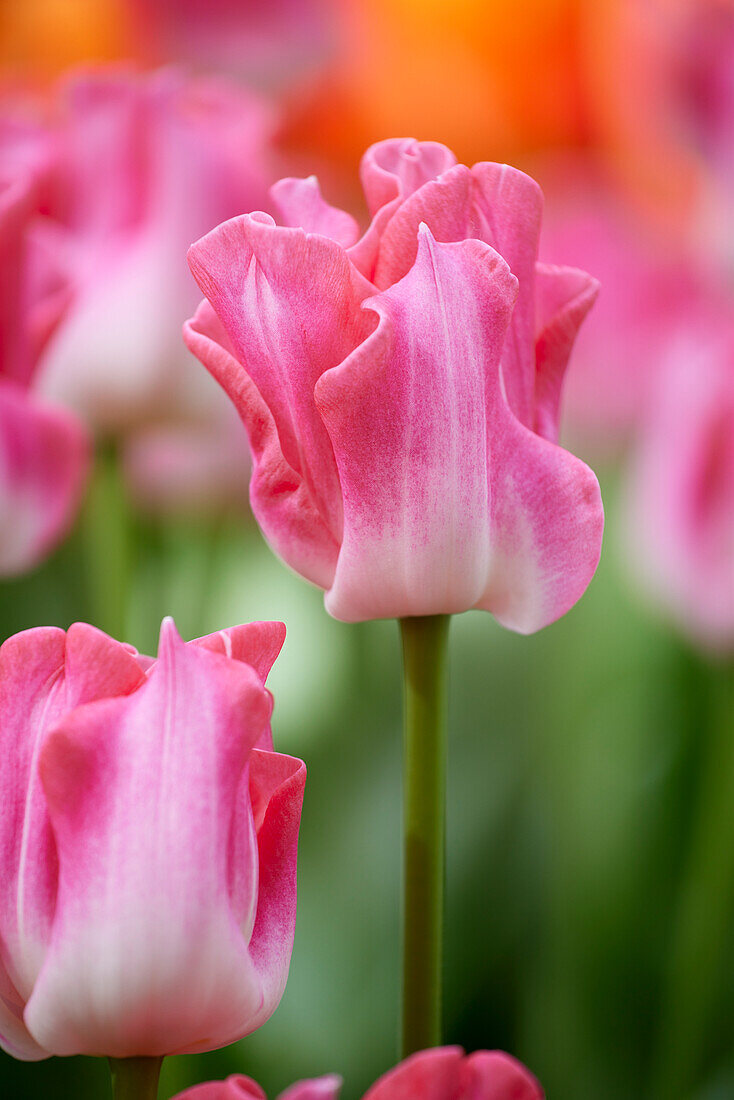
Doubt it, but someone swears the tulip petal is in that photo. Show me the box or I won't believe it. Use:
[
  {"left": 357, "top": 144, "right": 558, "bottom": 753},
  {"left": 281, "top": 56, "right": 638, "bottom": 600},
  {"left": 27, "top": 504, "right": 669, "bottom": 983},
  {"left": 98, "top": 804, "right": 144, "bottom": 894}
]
[
  {"left": 360, "top": 139, "right": 457, "bottom": 217},
  {"left": 279, "top": 1076, "right": 343, "bottom": 1100},
  {"left": 184, "top": 301, "right": 340, "bottom": 589},
  {"left": 187, "top": 213, "right": 374, "bottom": 543},
  {"left": 0, "top": 624, "right": 144, "bottom": 1060},
  {"left": 476, "top": 416, "right": 603, "bottom": 633},
  {"left": 0, "top": 176, "right": 33, "bottom": 384},
  {"left": 315, "top": 227, "right": 518, "bottom": 621},
  {"left": 460, "top": 1051, "right": 544, "bottom": 1099},
  {"left": 193, "top": 622, "right": 286, "bottom": 751},
  {"left": 0, "top": 379, "right": 89, "bottom": 575},
  {"left": 26, "top": 619, "right": 280, "bottom": 1057},
  {"left": 363, "top": 1048, "right": 464, "bottom": 1100},
  {"left": 370, "top": 162, "right": 543, "bottom": 429},
  {"left": 271, "top": 177, "right": 360, "bottom": 247},
  {"left": 245, "top": 747, "right": 307, "bottom": 1034},
  {"left": 534, "top": 263, "right": 599, "bottom": 443},
  {"left": 173, "top": 1076, "right": 266, "bottom": 1099}
]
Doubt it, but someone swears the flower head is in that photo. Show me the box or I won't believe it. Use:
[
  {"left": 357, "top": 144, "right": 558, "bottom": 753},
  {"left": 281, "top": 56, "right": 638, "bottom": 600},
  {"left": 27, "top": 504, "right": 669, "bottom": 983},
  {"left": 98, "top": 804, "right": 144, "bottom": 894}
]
[
  {"left": 0, "top": 616, "right": 304, "bottom": 1059},
  {"left": 186, "top": 138, "right": 603, "bottom": 631}
]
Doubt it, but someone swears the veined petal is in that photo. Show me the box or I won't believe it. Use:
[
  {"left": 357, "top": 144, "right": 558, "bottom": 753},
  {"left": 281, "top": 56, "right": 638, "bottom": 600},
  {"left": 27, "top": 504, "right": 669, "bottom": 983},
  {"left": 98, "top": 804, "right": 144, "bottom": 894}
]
[
  {"left": 471, "top": 163, "right": 543, "bottom": 429},
  {"left": 460, "top": 1051, "right": 544, "bottom": 1100},
  {"left": 187, "top": 213, "right": 375, "bottom": 541},
  {"left": 363, "top": 1048, "right": 464, "bottom": 1100},
  {"left": 26, "top": 619, "right": 276, "bottom": 1057},
  {"left": 184, "top": 301, "right": 339, "bottom": 589},
  {"left": 534, "top": 263, "right": 599, "bottom": 443},
  {"left": 0, "top": 624, "right": 144, "bottom": 1060},
  {"left": 0, "top": 379, "right": 89, "bottom": 575},
  {"left": 193, "top": 622, "right": 286, "bottom": 751},
  {"left": 271, "top": 177, "right": 360, "bottom": 247},
  {"left": 316, "top": 227, "right": 518, "bottom": 621},
  {"left": 360, "top": 138, "right": 457, "bottom": 217},
  {"left": 477, "top": 417, "right": 603, "bottom": 633}
]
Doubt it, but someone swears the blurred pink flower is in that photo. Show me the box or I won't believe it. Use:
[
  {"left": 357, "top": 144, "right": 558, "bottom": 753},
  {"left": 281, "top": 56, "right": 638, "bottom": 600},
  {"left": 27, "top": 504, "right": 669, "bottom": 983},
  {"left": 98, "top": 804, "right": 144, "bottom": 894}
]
[
  {"left": 0, "top": 616, "right": 305, "bottom": 1060},
  {"left": 628, "top": 310, "right": 734, "bottom": 648},
  {"left": 173, "top": 1047, "right": 543, "bottom": 1099},
  {"left": 538, "top": 165, "right": 699, "bottom": 448},
  {"left": 127, "top": 0, "right": 337, "bottom": 90},
  {"left": 35, "top": 68, "right": 274, "bottom": 434},
  {"left": 185, "top": 138, "right": 603, "bottom": 632},
  {"left": 0, "top": 170, "right": 88, "bottom": 575}
]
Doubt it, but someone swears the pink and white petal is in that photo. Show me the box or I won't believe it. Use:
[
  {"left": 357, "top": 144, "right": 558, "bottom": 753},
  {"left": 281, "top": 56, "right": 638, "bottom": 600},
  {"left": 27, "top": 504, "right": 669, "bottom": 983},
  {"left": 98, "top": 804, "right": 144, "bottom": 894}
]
[
  {"left": 316, "top": 227, "right": 518, "bottom": 621},
  {"left": 363, "top": 1048, "right": 464, "bottom": 1100},
  {"left": 243, "top": 748, "right": 306, "bottom": 1037},
  {"left": 187, "top": 213, "right": 374, "bottom": 540},
  {"left": 27, "top": 618, "right": 275, "bottom": 1057},
  {"left": 184, "top": 301, "right": 339, "bottom": 589},
  {"left": 172, "top": 1076, "right": 266, "bottom": 1100},
  {"left": 194, "top": 621, "right": 286, "bottom": 684},
  {"left": 534, "top": 264, "right": 599, "bottom": 443},
  {"left": 360, "top": 139, "right": 457, "bottom": 218},
  {"left": 0, "top": 623, "right": 143, "bottom": 1038},
  {"left": 279, "top": 1075, "right": 342, "bottom": 1100},
  {"left": 477, "top": 417, "right": 603, "bottom": 634},
  {"left": 470, "top": 163, "right": 544, "bottom": 429},
  {"left": 271, "top": 177, "right": 360, "bottom": 247},
  {"left": 460, "top": 1051, "right": 544, "bottom": 1100},
  {"left": 194, "top": 622, "right": 285, "bottom": 751},
  {"left": 0, "top": 380, "right": 89, "bottom": 575},
  {"left": 0, "top": 964, "right": 49, "bottom": 1060}
]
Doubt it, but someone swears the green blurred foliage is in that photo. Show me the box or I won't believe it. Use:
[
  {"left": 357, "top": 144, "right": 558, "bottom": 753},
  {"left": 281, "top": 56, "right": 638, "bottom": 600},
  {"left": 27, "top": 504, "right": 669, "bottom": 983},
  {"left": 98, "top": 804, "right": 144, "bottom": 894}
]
[{"left": 1, "top": 460, "right": 733, "bottom": 1100}]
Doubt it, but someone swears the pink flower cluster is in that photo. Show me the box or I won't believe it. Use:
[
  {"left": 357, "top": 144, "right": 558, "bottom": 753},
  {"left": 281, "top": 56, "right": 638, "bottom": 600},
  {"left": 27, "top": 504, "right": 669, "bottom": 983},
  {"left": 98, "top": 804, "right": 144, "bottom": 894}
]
[{"left": 186, "top": 138, "right": 604, "bottom": 632}]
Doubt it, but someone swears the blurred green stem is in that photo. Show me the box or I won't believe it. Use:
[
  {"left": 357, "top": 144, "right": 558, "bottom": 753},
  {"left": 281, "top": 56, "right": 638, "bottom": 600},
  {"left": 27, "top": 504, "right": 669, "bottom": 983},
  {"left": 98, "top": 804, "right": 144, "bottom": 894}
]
[
  {"left": 108, "top": 1057, "right": 162, "bottom": 1100},
  {"left": 82, "top": 442, "right": 132, "bottom": 641},
  {"left": 651, "top": 660, "right": 734, "bottom": 1099},
  {"left": 400, "top": 614, "right": 450, "bottom": 1057}
]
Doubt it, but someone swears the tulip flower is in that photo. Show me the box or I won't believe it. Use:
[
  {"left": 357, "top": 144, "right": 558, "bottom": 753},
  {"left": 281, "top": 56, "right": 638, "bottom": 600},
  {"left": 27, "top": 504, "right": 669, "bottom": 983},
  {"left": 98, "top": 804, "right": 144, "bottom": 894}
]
[
  {"left": 34, "top": 68, "right": 273, "bottom": 436},
  {"left": 628, "top": 314, "right": 734, "bottom": 649},
  {"left": 186, "top": 137, "right": 603, "bottom": 633},
  {"left": 0, "top": 171, "right": 89, "bottom": 574},
  {"left": 173, "top": 1047, "right": 543, "bottom": 1099},
  {"left": 0, "top": 616, "right": 305, "bottom": 1063}
]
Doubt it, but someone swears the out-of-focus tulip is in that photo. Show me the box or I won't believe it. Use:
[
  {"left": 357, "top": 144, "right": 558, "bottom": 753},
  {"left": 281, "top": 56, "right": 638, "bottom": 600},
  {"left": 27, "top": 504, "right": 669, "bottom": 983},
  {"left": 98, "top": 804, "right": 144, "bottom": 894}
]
[
  {"left": 537, "top": 164, "right": 699, "bottom": 448},
  {"left": 127, "top": 0, "right": 336, "bottom": 91},
  {"left": 0, "top": 172, "right": 88, "bottom": 574},
  {"left": 35, "top": 68, "right": 273, "bottom": 437},
  {"left": 0, "top": 616, "right": 305, "bottom": 1060},
  {"left": 628, "top": 314, "right": 734, "bottom": 648},
  {"left": 173, "top": 1047, "right": 543, "bottom": 1099},
  {"left": 185, "top": 138, "right": 603, "bottom": 632}
]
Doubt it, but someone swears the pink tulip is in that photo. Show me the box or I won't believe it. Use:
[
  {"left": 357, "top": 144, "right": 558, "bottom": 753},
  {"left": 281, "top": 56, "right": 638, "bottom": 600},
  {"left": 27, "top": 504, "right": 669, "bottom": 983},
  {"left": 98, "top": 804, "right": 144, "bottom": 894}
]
[
  {"left": 628, "top": 312, "right": 734, "bottom": 648},
  {"left": 537, "top": 164, "right": 700, "bottom": 449},
  {"left": 185, "top": 138, "right": 603, "bottom": 632},
  {"left": 32, "top": 68, "right": 273, "bottom": 441},
  {"left": 173, "top": 1047, "right": 542, "bottom": 1099},
  {"left": 0, "top": 171, "right": 88, "bottom": 574},
  {"left": 0, "top": 616, "right": 305, "bottom": 1060}
]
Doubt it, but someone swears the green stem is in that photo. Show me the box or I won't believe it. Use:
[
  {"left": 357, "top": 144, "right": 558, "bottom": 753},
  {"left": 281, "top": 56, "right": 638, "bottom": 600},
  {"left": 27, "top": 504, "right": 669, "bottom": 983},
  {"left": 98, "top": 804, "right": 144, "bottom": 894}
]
[
  {"left": 651, "top": 660, "right": 734, "bottom": 1099},
  {"left": 108, "top": 1056, "right": 163, "bottom": 1100},
  {"left": 400, "top": 614, "right": 451, "bottom": 1058},
  {"left": 81, "top": 442, "right": 132, "bottom": 641}
]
